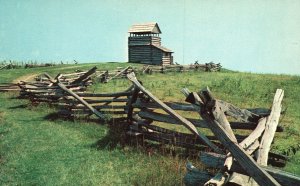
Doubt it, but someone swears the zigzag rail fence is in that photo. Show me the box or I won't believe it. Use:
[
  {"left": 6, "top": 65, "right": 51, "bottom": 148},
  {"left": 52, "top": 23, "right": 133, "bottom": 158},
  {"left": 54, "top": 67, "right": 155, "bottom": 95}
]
[{"left": 0, "top": 66, "right": 299, "bottom": 185}]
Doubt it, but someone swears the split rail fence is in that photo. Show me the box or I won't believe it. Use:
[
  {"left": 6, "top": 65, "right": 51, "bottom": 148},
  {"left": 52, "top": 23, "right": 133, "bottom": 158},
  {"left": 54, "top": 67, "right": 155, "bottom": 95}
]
[
  {"left": 0, "top": 67, "right": 299, "bottom": 185},
  {"left": 141, "top": 62, "right": 221, "bottom": 74}
]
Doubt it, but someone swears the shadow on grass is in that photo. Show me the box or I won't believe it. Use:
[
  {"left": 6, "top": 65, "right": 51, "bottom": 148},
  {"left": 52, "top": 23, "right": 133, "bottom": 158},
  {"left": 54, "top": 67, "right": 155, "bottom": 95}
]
[
  {"left": 43, "top": 112, "right": 204, "bottom": 158},
  {"left": 44, "top": 112, "right": 101, "bottom": 124},
  {"left": 43, "top": 112, "right": 131, "bottom": 149},
  {"left": 44, "top": 112, "right": 75, "bottom": 121},
  {"left": 91, "top": 119, "right": 129, "bottom": 150},
  {"left": 90, "top": 119, "right": 201, "bottom": 159},
  {"left": 44, "top": 112, "right": 136, "bottom": 151},
  {"left": 9, "top": 96, "right": 20, "bottom": 99},
  {"left": 8, "top": 104, "right": 28, "bottom": 109}
]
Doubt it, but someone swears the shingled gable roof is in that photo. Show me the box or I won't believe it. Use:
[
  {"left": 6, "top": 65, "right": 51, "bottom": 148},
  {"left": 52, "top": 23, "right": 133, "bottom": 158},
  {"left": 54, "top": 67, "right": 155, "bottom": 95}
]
[
  {"left": 128, "top": 22, "right": 162, "bottom": 34},
  {"left": 153, "top": 45, "right": 173, "bottom": 53}
]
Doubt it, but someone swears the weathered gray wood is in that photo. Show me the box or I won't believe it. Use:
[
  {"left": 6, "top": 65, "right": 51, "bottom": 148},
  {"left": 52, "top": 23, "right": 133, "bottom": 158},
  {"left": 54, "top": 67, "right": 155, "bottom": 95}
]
[
  {"left": 127, "top": 72, "right": 222, "bottom": 154},
  {"left": 35, "top": 73, "right": 106, "bottom": 120},
  {"left": 140, "top": 63, "right": 221, "bottom": 73},
  {"left": 184, "top": 162, "right": 213, "bottom": 186},
  {"left": 133, "top": 99, "right": 195, "bottom": 111},
  {"left": 228, "top": 173, "right": 258, "bottom": 186},
  {"left": 39, "top": 72, "right": 106, "bottom": 119},
  {"left": 142, "top": 65, "right": 150, "bottom": 73},
  {"left": 141, "top": 132, "right": 208, "bottom": 150},
  {"left": 213, "top": 101, "right": 237, "bottom": 141},
  {"left": 0, "top": 65, "right": 5, "bottom": 70},
  {"left": 205, "top": 102, "right": 279, "bottom": 185},
  {"left": 95, "top": 71, "right": 107, "bottom": 78},
  {"left": 127, "top": 87, "right": 141, "bottom": 121},
  {"left": 61, "top": 71, "right": 86, "bottom": 77},
  {"left": 204, "top": 172, "right": 230, "bottom": 186},
  {"left": 43, "top": 73, "right": 56, "bottom": 83},
  {"left": 240, "top": 117, "right": 267, "bottom": 151},
  {"left": 183, "top": 88, "right": 273, "bottom": 123},
  {"left": 71, "top": 66, "right": 97, "bottom": 85},
  {"left": 21, "top": 89, "right": 58, "bottom": 93},
  {"left": 71, "top": 109, "right": 126, "bottom": 115},
  {"left": 0, "top": 83, "right": 18, "bottom": 87},
  {"left": 0, "top": 83, "right": 20, "bottom": 92},
  {"left": 77, "top": 91, "right": 132, "bottom": 97},
  {"left": 69, "top": 98, "right": 128, "bottom": 104},
  {"left": 138, "top": 120, "right": 247, "bottom": 144},
  {"left": 257, "top": 89, "right": 284, "bottom": 166},
  {"left": 22, "top": 86, "right": 59, "bottom": 90},
  {"left": 58, "top": 83, "right": 105, "bottom": 119},
  {"left": 19, "top": 82, "right": 50, "bottom": 87},
  {"left": 30, "top": 94, "right": 63, "bottom": 99},
  {"left": 204, "top": 100, "right": 238, "bottom": 186},
  {"left": 261, "top": 166, "right": 300, "bottom": 186},
  {"left": 71, "top": 105, "right": 126, "bottom": 109},
  {"left": 106, "top": 66, "right": 131, "bottom": 82},
  {"left": 138, "top": 110, "right": 270, "bottom": 130},
  {"left": 185, "top": 88, "right": 280, "bottom": 186},
  {"left": 0, "top": 88, "right": 20, "bottom": 92},
  {"left": 138, "top": 110, "right": 208, "bottom": 128},
  {"left": 200, "top": 152, "right": 300, "bottom": 186},
  {"left": 218, "top": 100, "right": 260, "bottom": 122},
  {"left": 22, "top": 84, "right": 84, "bottom": 90}
]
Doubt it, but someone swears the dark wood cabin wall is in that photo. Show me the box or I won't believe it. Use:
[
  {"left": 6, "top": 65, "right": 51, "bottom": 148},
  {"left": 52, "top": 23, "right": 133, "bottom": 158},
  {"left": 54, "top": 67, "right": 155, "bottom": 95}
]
[
  {"left": 128, "top": 45, "right": 152, "bottom": 64},
  {"left": 151, "top": 46, "right": 163, "bottom": 65},
  {"left": 128, "top": 35, "right": 172, "bottom": 65},
  {"left": 128, "top": 36, "right": 161, "bottom": 46}
]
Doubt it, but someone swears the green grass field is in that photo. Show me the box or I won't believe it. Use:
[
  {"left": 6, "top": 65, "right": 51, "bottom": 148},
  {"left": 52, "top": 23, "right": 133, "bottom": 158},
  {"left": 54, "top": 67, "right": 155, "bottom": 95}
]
[{"left": 0, "top": 62, "right": 299, "bottom": 185}]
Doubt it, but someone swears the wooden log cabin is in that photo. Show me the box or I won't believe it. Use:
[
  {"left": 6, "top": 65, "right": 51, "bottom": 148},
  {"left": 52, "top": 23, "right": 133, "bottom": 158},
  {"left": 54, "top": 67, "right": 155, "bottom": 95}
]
[{"left": 128, "top": 22, "right": 174, "bottom": 65}]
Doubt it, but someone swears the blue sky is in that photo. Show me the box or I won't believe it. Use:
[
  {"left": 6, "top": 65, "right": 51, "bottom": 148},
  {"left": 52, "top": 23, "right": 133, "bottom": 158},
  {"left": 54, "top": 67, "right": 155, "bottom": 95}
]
[{"left": 0, "top": 0, "right": 299, "bottom": 74}]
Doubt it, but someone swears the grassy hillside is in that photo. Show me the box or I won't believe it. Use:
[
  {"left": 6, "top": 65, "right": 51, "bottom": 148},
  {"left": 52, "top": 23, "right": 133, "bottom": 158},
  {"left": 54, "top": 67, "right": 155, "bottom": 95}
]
[{"left": 0, "top": 62, "right": 299, "bottom": 185}]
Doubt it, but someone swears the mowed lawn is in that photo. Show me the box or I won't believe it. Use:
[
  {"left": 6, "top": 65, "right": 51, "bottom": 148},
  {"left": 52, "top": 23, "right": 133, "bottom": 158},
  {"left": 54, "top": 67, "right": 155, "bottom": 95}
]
[{"left": 0, "top": 62, "right": 300, "bottom": 185}]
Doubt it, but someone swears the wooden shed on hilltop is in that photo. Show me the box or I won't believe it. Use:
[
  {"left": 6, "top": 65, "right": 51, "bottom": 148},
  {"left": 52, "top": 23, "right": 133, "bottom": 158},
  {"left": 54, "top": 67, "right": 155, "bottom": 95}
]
[{"left": 128, "top": 22, "right": 173, "bottom": 65}]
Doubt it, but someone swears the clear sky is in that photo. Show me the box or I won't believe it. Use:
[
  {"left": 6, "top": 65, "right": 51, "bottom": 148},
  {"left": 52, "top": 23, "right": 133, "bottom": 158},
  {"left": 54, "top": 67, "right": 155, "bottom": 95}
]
[{"left": 0, "top": 0, "right": 299, "bottom": 74}]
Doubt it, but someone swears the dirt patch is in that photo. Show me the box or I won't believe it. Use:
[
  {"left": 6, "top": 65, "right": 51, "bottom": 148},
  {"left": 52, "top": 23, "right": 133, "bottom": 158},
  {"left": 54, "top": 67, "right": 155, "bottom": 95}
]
[{"left": 13, "top": 73, "right": 38, "bottom": 83}]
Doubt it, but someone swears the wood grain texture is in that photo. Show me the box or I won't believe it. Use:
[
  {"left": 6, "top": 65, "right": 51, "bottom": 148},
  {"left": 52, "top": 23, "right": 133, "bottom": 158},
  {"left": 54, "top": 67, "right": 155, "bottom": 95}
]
[{"left": 257, "top": 89, "right": 284, "bottom": 166}]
